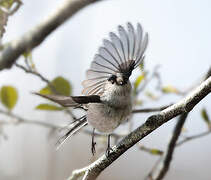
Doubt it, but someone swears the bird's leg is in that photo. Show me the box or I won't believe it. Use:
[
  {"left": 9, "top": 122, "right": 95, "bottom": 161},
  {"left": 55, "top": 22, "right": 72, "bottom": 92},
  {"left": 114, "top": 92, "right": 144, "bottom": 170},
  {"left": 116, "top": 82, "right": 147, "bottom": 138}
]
[
  {"left": 106, "top": 134, "right": 112, "bottom": 157},
  {"left": 91, "top": 128, "right": 96, "bottom": 155}
]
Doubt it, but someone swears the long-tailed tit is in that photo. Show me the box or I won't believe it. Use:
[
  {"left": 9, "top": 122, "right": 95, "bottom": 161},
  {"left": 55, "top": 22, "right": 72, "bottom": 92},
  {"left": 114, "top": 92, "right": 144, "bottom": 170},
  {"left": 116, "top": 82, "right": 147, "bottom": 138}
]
[{"left": 35, "top": 22, "right": 148, "bottom": 156}]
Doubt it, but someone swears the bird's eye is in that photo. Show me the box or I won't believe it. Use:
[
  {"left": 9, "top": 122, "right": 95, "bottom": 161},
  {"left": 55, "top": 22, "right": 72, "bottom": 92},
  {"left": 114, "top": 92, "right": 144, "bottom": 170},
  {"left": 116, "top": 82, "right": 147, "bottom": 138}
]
[
  {"left": 119, "top": 81, "right": 123, "bottom": 85},
  {"left": 108, "top": 75, "right": 117, "bottom": 84}
]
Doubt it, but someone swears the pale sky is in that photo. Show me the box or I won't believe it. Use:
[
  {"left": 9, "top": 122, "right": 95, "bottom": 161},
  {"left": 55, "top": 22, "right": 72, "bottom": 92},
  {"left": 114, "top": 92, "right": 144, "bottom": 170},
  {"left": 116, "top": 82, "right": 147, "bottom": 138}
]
[{"left": 0, "top": 0, "right": 211, "bottom": 179}]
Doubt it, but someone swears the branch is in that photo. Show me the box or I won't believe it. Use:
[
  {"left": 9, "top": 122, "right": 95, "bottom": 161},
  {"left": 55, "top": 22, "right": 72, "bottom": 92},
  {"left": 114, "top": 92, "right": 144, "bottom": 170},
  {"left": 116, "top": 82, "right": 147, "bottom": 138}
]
[
  {"left": 0, "top": 109, "right": 60, "bottom": 129},
  {"left": 146, "top": 66, "right": 211, "bottom": 180},
  {"left": 137, "top": 65, "right": 161, "bottom": 94},
  {"left": 0, "top": 0, "right": 101, "bottom": 70},
  {"left": 146, "top": 67, "right": 211, "bottom": 180},
  {"left": 15, "top": 62, "right": 77, "bottom": 120},
  {"left": 146, "top": 117, "right": 211, "bottom": 180},
  {"left": 176, "top": 130, "right": 211, "bottom": 146},
  {"left": 132, "top": 104, "right": 172, "bottom": 114},
  {"left": 15, "top": 63, "right": 51, "bottom": 85},
  {"left": 68, "top": 76, "right": 211, "bottom": 180},
  {"left": 153, "top": 113, "right": 188, "bottom": 180},
  {"left": 83, "top": 129, "right": 126, "bottom": 139},
  {"left": 14, "top": 62, "right": 58, "bottom": 94}
]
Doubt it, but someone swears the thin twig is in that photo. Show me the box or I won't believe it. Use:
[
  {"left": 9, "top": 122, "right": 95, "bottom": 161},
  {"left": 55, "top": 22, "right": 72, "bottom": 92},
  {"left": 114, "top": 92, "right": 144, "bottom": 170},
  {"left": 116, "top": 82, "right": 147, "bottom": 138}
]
[
  {"left": 180, "top": 67, "right": 211, "bottom": 95},
  {"left": 137, "top": 65, "right": 161, "bottom": 94},
  {"left": 15, "top": 63, "right": 51, "bottom": 85},
  {"left": 15, "top": 62, "right": 58, "bottom": 93},
  {"left": 83, "top": 129, "right": 126, "bottom": 140},
  {"left": 145, "top": 156, "right": 163, "bottom": 180},
  {"left": 132, "top": 104, "right": 172, "bottom": 114},
  {"left": 0, "top": 109, "right": 60, "bottom": 129},
  {"left": 176, "top": 130, "right": 211, "bottom": 147},
  {"left": 15, "top": 62, "right": 77, "bottom": 120},
  {"left": 153, "top": 113, "right": 188, "bottom": 180}
]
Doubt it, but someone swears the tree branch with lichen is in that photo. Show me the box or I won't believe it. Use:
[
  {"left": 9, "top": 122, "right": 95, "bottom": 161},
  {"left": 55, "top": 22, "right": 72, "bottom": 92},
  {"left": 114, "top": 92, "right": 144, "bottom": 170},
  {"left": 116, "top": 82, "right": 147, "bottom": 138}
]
[
  {"left": 145, "top": 66, "right": 211, "bottom": 180},
  {"left": 67, "top": 76, "right": 211, "bottom": 180},
  {"left": 0, "top": 0, "right": 102, "bottom": 70}
]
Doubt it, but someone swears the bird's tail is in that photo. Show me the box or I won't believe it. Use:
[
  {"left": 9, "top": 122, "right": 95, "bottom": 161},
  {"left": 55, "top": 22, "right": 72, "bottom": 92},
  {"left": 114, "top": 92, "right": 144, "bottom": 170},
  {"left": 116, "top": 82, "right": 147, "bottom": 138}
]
[
  {"left": 56, "top": 115, "right": 88, "bottom": 149},
  {"left": 33, "top": 93, "right": 99, "bottom": 148},
  {"left": 33, "top": 92, "right": 101, "bottom": 107}
]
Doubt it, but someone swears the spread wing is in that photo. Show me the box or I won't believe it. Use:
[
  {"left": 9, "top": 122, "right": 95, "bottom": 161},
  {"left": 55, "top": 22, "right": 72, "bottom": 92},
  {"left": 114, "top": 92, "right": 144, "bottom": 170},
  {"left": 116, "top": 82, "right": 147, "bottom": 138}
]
[{"left": 82, "top": 22, "right": 148, "bottom": 96}]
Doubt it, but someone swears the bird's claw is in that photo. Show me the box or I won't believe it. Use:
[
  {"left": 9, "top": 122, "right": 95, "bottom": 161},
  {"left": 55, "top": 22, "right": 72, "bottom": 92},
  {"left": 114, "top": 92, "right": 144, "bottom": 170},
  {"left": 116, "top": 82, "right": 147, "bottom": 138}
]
[
  {"left": 105, "top": 147, "right": 113, "bottom": 157},
  {"left": 91, "top": 141, "right": 96, "bottom": 156}
]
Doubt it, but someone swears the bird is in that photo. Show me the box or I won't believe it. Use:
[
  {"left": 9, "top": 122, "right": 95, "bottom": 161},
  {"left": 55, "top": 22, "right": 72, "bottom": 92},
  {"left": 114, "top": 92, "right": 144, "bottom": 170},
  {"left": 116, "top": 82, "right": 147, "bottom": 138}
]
[{"left": 35, "top": 22, "right": 148, "bottom": 156}]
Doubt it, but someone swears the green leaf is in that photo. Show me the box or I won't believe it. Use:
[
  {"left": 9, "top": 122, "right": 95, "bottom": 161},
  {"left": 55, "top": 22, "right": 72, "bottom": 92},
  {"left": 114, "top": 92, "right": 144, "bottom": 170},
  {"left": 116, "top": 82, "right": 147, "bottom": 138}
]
[
  {"left": 51, "top": 77, "right": 71, "bottom": 96},
  {"left": 140, "top": 146, "right": 163, "bottom": 156},
  {"left": 0, "top": 0, "right": 14, "bottom": 9},
  {"left": 150, "top": 149, "right": 163, "bottom": 155},
  {"left": 39, "top": 86, "right": 51, "bottom": 95},
  {"left": 22, "top": 51, "right": 36, "bottom": 70},
  {"left": 0, "top": 86, "right": 18, "bottom": 110},
  {"left": 162, "top": 85, "right": 179, "bottom": 94},
  {"left": 40, "top": 76, "right": 71, "bottom": 96},
  {"left": 23, "top": 51, "right": 32, "bottom": 59},
  {"left": 134, "top": 74, "right": 145, "bottom": 90},
  {"left": 201, "top": 108, "right": 211, "bottom": 129},
  {"left": 36, "top": 103, "right": 63, "bottom": 111}
]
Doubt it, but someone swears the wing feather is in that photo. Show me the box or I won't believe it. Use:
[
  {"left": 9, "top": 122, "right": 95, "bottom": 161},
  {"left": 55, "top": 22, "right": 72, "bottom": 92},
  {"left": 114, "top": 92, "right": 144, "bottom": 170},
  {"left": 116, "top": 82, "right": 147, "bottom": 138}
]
[
  {"left": 127, "top": 22, "right": 136, "bottom": 60},
  {"left": 134, "top": 23, "right": 143, "bottom": 61},
  {"left": 109, "top": 32, "right": 125, "bottom": 64},
  {"left": 82, "top": 22, "right": 148, "bottom": 96},
  {"left": 135, "top": 32, "right": 148, "bottom": 68},
  {"left": 82, "top": 77, "right": 107, "bottom": 87},
  {"left": 99, "top": 47, "right": 121, "bottom": 70},
  {"left": 103, "top": 39, "right": 123, "bottom": 69},
  {"left": 91, "top": 61, "right": 116, "bottom": 73},
  {"left": 83, "top": 83, "right": 105, "bottom": 95},
  {"left": 118, "top": 25, "right": 129, "bottom": 63}
]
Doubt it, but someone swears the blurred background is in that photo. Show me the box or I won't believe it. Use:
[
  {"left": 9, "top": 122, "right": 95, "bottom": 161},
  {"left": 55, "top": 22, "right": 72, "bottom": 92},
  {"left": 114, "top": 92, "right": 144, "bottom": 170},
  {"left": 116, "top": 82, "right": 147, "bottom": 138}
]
[{"left": 0, "top": 0, "right": 211, "bottom": 179}]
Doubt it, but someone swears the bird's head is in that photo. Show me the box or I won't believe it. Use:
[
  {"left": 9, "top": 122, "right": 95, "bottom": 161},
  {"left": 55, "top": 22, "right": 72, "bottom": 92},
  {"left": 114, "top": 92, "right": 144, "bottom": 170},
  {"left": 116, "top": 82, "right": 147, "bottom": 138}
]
[{"left": 108, "top": 60, "right": 135, "bottom": 86}]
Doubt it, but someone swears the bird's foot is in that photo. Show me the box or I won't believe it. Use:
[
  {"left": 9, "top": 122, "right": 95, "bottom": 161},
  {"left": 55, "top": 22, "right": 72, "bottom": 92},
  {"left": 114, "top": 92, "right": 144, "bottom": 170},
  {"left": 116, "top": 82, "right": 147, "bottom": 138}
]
[
  {"left": 105, "top": 147, "right": 113, "bottom": 157},
  {"left": 91, "top": 141, "right": 96, "bottom": 156},
  {"left": 91, "top": 128, "right": 96, "bottom": 156}
]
